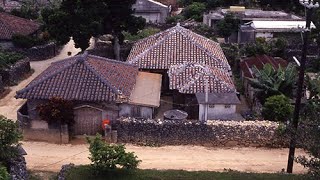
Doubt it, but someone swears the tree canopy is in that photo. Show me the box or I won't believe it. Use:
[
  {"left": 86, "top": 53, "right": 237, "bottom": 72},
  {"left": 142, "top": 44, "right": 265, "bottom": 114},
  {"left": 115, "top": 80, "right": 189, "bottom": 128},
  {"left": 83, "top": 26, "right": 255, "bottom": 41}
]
[
  {"left": 215, "top": 13, "right": 240, "bottom": 42},
  {"left": 42, "top": 0, "right": 146, "bottom": 59}
]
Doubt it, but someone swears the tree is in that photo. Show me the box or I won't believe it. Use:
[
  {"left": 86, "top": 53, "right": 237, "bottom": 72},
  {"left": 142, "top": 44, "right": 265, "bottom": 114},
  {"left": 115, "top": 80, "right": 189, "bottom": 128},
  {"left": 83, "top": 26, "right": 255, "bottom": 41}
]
[
  {"left": 42, "top": 0, "right": 146, "bottom": 60},
  {"left": 215, "top": 13, "right": 240, "bottom": 42},
  {"left": 296, "top": 99, "right": 320, "bottom": 178},
  {"left": 0, "top": 115, "right": 22, "bottom": 163},
  {"left": 37, "top": 97, "right": 74, "bottom": 128},
  {"left": 262, "top": 95, "right": 294, "bottom": 122},
  {"left": 37, "top": 97, "right": 74, "bottom": 143},
  {"left": 248, "top": 63, "right": 297, "bottom": 104},
  {"left": 182, "top": 2, "right": 206, "bottom": 22}
]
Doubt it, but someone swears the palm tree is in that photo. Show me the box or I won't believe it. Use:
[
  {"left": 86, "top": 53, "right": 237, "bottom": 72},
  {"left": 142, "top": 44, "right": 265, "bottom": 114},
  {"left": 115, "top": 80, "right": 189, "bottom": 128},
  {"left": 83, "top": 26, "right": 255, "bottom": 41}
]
[{"left": 248, "top": 63, "right": 297, "bottom": 104}]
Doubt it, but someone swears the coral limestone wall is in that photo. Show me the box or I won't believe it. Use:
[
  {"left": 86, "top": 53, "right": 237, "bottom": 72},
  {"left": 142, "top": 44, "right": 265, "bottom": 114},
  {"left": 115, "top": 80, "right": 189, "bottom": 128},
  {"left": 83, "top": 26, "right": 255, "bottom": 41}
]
[{"left": 115, "top": 118, "right": 288, "bottom": 147}]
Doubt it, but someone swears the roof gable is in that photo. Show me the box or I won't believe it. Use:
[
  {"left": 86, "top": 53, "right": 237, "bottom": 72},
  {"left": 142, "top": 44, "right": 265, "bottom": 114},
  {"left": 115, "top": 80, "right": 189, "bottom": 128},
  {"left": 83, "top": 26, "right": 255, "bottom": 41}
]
[
  {"left": 168, "top": 62, "right": 235, "bottom": 94},
  {"left": 127, "top": 24, "right": 231, "bottom": 71},
  {"left": 16, "top": 53, "right": 139, "bottom": 102}
]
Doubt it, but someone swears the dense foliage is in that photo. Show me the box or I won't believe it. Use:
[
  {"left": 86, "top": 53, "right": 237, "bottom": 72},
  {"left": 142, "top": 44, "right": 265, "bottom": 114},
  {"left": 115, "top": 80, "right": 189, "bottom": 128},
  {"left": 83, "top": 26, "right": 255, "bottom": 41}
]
[
  {"left": 12, "top": 34, "right": 48, "bottom": 49},
  {"left": 10, "top": 5, "right": 38, "bottom": 20},
  {"left": 87, "top": 135, "right": 141, "bottom": 172},
  {"left": 297, "top": 99, "right": 320, "bottom": 178},
  {"left": 215, "top": 13, "right": 240, "bottom": 42},
  {"left": 248, "top": 63, "right": 297, "bottom": 104},
  {"left": 241, "top": 38, "right": 288, "bottom": 58},
  {"left": 0, "top": 50, "right": 24, "bottom": 69},
  {"left": 42, "top": 0, "right": 146, "bottom": 59},
  {"left": 37, "top": 97, "right": 74, "bottom": 127},
  {"left": 182, "top": 2, "right": 206, "bottom": 21},
  {"left": 262, "top": 95, "right": 293, "bottom": 122},
  {"left": 0, "top": 115, "right": 22, "bottom": 163},
  {"left": 0, "top": 164, "right": 10, "bottom": 180},
  {"left": 123, "top": 27, "right": 161, "bottom": 42}
]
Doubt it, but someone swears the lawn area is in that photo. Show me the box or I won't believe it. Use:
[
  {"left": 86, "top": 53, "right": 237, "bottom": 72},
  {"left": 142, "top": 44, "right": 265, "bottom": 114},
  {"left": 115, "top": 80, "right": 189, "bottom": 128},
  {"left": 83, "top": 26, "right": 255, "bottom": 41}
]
[{"left": 65, "top": 165, "right": 309, "bottom": 180}]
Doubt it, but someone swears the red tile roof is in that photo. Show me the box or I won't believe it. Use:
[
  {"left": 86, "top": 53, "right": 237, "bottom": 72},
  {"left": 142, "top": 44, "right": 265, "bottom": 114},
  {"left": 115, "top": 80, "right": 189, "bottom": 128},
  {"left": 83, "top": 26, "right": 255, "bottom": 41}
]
[
  {"left": 127, "top": 24, "right": 231, "bottom": 71},
  {"left": 16, "top": 53, "right": 139, "bottom": 102},
  {"left": 240, "top": 55, "right": 288, "bottom": 78},
  {"left": 0, "top": 12, "right": 40, "bottom": 40},
  {"left": 168, "top": 62, "right": 235, "bottom": 94}
]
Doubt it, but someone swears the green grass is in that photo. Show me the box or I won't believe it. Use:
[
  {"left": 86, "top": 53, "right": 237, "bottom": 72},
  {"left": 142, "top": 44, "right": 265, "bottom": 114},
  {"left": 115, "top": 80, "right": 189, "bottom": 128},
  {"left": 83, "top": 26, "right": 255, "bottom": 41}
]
[{"left": 65, "top": 165, "right": 309, "bottom": 180}]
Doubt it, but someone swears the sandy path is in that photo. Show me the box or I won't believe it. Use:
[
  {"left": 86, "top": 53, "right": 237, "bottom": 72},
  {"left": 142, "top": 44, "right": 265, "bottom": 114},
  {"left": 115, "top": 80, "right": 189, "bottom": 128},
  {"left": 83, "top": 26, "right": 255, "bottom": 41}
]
[
  {"left": 0, "top": 39, "right": 95, "bottom": 120},
  {"left": 23, "top": 141, "right": 307, "bottom": 174}
]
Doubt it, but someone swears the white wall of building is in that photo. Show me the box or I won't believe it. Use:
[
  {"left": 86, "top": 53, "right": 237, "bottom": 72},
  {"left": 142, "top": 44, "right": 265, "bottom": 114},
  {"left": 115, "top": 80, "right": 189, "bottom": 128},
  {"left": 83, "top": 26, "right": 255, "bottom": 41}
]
[{"left": 199, "top": 104, "right": 237, "bottom": 121}]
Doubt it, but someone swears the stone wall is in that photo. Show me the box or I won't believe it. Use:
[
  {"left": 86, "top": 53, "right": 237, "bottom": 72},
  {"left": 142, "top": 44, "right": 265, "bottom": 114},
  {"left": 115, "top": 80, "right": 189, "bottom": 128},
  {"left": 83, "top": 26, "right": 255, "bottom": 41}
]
[
  {"left": 114, "top": 118, "right": 288, "bottom": 147},
  {"left": 0, "top": 58, "right": 31, "bottom": 86},
  {"left": 25, "top": 42, "right": 58, "bottom": 61}
]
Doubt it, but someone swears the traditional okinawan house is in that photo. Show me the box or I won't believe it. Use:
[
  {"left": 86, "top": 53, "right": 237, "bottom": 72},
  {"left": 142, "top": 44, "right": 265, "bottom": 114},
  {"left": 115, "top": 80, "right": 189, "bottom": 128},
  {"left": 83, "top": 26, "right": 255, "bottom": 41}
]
[
  {"left": 0, "top": 12, "right": 41, "bottom": 49},
  {"left": 127, "top": 23, "right": 231, "bottom": 93},
  {"left": 132, "top": 0, "right": 171, "bottom": 24},
  {"left": 239, "top": 55, "right": 288, "bottom": 106},
  {"left": 16, "top": 52, "right": 161, "bottom": 143},
  {"left": 168, "top": 62, "right": 241, "bottom": 121}
]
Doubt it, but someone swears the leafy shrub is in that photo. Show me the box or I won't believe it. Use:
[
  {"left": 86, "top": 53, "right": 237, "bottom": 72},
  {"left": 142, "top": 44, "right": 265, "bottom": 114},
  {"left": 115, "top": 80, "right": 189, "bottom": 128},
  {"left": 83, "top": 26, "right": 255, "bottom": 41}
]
[
  {"left": 182, "top": 2, "right": 206, "bottom": 22},
  {"left": 166, "top": 15, "right": 184, "bottom": 24},
  {"left": 87, "top": 135, "right": 141, "bottom": 172},
  {"left": 123, "top": 27, "right": 161, "bottom": 42},
  {"left": 262, "top": 95, "right": 294, "bottom": 122},
  {"left": 0, "top": 51, "right": 24, "bottom": 69},
  {"left": 296, "top": 99, "right": 320, "bottom": 179},
  {"left": 37, "top": 97, "right": 74, "bottom": 128},
  {"left": 215, "top": 13, "right": 240, "bottom": 41},
  {"left": 0, "top": 115, "right": 22, "bottom": 162},
  {"left": 10, "top": 6, "right": 38, "bottom": 20},
  {"left": 0, "top": 165, "right": 10, "bottom": 180},
  {"left": 12, "top": 34, "right": 35, "bottom": 49},
  {"left": 12, "top": 34, "right": 46, "bottom": 49}
]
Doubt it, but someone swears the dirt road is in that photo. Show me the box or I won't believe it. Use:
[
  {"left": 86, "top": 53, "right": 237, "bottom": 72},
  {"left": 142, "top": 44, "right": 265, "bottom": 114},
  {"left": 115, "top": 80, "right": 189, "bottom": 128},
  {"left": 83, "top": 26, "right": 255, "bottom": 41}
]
[
  {"left": 23, "top": 141, "right": 307, "bottom": 173},
  {"left": 0, "top": 39, "right": 86, "bottom": 120}
]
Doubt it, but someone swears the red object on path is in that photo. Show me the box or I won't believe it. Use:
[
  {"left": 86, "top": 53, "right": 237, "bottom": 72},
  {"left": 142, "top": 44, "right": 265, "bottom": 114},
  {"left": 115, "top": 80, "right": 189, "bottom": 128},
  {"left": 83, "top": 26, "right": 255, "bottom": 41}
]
[{"left": 102, "top": 120, "right": 110, "bottom": 129}]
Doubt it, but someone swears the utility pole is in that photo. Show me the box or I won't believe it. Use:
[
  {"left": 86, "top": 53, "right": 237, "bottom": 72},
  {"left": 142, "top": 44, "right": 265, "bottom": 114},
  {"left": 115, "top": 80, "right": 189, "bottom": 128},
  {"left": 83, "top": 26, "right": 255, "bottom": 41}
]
[{"left": 287, "top": 0, "right": 319, "bottom": 173}]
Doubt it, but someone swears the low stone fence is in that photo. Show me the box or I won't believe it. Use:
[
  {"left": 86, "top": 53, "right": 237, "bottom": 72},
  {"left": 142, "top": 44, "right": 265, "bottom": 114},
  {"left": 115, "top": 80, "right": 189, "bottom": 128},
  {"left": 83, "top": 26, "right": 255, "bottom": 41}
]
[
  {"left": 114, "top": 118, "right": 288, "bottom": 147},
  {"left": 25, "top": 42, "right": 58, "bottom": 61},
  {"left": 0, "top": 58, "right": 31, "bottom": 86}
]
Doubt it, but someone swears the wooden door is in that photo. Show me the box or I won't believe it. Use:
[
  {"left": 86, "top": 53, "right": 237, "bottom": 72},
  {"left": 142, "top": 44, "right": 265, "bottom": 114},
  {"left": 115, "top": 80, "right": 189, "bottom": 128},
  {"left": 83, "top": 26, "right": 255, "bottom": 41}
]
[{"left": 74, "top": 107, "right": 103, "bottom": 135}]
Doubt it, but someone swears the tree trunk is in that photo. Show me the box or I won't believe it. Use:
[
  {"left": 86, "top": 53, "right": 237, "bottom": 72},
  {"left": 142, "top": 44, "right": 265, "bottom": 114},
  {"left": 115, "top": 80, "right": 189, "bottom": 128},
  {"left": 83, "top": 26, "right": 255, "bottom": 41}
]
[{"left": 113, "top": 36, "right": 121, "bottom": 60}]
